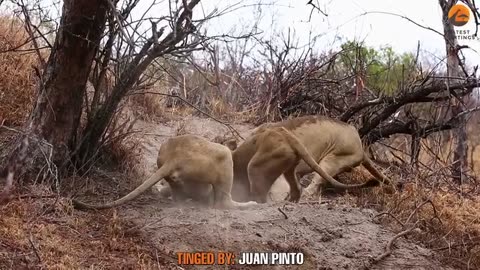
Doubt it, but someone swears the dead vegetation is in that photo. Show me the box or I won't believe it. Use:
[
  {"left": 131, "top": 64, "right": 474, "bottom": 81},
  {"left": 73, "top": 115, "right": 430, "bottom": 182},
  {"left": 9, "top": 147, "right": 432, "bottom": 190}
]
[
  {"left": 0, "top": 2, "right": 480, "bottom": 269},
  {"left": 0, "top": 185, "right": 168, "bottom": 269},
  {"left": 332, "top": 166, "right": 480, "bottom": 269},
  {"left": 0, "top": 16, "right": 37, "bottom": 126}
]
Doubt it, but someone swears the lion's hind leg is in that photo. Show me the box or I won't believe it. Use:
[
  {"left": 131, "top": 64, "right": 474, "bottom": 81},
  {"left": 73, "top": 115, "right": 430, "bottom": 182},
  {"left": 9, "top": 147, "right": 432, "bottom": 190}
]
[
  {"left": 247, "top": 148, "right": 297, "bottom": 203},
  {"left": 283, "top": 166, "right": 302, "bottom": 202}
]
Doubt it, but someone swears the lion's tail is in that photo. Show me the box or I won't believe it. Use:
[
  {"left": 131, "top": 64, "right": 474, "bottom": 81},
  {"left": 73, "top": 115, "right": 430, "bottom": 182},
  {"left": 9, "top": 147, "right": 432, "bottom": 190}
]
[
  {"left": 362, "top": 155, "right": 392, "bottom": 185},
  {"left": 72, "top": 164, "right": 172, "bottom": 210},
  {"left": 279, "top": 127, "right": 372, "bottom": 189}
]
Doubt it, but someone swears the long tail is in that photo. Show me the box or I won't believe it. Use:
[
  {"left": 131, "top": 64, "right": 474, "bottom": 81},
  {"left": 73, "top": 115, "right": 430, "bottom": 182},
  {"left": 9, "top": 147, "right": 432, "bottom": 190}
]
[
  {"left": 72, "top": 164, "right": 172, "bottom": 210},
  {"left": 362, "top": 155, "right": 392, "bottom": 185},
  {"left": 279, "top": 127, "right": 376, "bottom": 189}
]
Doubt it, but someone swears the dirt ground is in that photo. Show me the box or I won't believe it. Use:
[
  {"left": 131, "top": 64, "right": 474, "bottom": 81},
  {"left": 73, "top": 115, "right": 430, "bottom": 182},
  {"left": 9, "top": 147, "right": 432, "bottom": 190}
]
[
  {"left": 118, "top": 195, "right": 450, "bottom": 270},
  {"left": 100, "top": 116, "right": 452, "bottom": 270},
  {"left": 0, "top": 116, "right": 456, "bottom": 269}
]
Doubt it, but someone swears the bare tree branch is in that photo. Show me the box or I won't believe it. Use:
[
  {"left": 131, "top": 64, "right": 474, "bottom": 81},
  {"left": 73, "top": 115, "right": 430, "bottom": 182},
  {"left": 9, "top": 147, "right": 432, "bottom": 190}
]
[
  {"left": 306, "top": 0, "right": 328, "bottom": 17},
  {"left": 365, "top": 106, "right": 480, "bottom": 144},
  {"left": 357, "top": 78, "right": 477, "bottom": 136}
]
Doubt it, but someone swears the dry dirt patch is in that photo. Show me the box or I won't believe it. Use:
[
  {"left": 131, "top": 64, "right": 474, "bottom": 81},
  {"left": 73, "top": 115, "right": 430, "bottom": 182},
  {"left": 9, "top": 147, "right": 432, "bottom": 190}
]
[
  {"left": 118, "top": 194, "right": 451, "bottom": 270},
  {"left": 0, "top": 116, "right": 455, "bottom": 269},
  {"left": 103, "top": 115, "right": 453, "bottom": 269}
]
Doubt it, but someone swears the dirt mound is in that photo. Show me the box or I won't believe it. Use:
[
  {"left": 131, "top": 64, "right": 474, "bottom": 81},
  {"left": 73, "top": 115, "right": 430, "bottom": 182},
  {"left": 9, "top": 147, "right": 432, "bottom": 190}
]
[{"left": 119, "top": 195, "right": 450, "bottom": 270}]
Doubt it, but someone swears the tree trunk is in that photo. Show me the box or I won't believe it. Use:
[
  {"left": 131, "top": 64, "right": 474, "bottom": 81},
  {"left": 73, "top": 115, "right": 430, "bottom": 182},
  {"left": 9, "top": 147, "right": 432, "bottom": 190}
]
[
  {"left": 439, "top": 0, "right": 468, "bottom": 184},
  {"left": 3, "top": 0, "right": 108, "bottom": 182}
]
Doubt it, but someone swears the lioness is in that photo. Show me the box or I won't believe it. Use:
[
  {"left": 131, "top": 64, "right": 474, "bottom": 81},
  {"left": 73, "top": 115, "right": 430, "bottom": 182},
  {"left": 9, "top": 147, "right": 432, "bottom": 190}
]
[
  {"left": 230, "top": 116, "right": 392, "bottom": 203},
  {"left": 72, "top": 135, "right": 257, "bottom": 210},
  {"left": 155, "top": 127, "right": 371, "bottom": 204}
]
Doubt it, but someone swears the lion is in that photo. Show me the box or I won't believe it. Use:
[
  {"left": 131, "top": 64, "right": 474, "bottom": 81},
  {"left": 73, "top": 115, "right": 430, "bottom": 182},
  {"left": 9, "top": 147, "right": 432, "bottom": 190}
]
[
  {"left": 152, "top": 178, "right": 213, "bottom": 205},
  {"left": 154, "top": 127, "right": 373, "bottom": 204},
  {"left": 72, "top": 135, "right": 257, "bottom": 210},
  {"left": 229, "top": 115, "right": 392, "bottom": 203}
]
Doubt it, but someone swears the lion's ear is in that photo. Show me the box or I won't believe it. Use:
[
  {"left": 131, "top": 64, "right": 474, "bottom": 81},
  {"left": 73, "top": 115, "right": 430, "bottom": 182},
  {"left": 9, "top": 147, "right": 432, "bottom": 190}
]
[{"left": 224, "top": 139, "right": 238, "bottom": 151}]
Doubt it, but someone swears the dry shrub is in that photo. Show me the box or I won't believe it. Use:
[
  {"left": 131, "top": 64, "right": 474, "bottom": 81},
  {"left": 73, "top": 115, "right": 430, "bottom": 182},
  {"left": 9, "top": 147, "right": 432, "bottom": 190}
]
[
  {"left": 206, "top": 96, "right": 237, "bottom": 120},
  {"left": 174, "top": 120, "right": 187, "bottom": 136},
  {"left": 103, "top": 135, "right": 142, "bottom": 175},
  {"left": 344, "top": 169, "right": 480, "bottom": 269},
  {"left": 0, "top": 185, "right": 168, "bottom": 269},
  {"left": 127, "top": 89, "right": 197, "bottom": 123},
  {"left": 96, "top": 106, "right": 142, "bottom": 176},
  {"left": 126, "top": 64, "right": 254, "bottom": 123},
  {"left": 0, "top": 16, "right": 38, "bottom": 126},
  {"left": 166, "top": 103, "right": 195, "bottom": 119},
  {"left": 129, "top": 90, "right": 166, "bottom": 121}
]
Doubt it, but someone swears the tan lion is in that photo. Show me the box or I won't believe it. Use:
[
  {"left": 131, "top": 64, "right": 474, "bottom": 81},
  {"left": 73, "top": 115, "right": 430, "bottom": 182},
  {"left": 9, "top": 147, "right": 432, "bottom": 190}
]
[
  {"left": 229, "top": 116, "right": 392, "bottom": 203},
  {"left": 72, "top": 135, "right": 257, "bottom": 210}
]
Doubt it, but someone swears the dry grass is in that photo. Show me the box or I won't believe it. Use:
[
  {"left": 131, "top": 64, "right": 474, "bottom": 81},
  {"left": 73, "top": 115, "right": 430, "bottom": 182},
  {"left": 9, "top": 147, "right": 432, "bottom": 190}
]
[
  {"left": 128, "top": 91, "right": 198, "bottom": 124},
  {"left": 0, "top": 16, "right": 38, "bottom": 126},
  {"left": 128, "top": 90, "right": 168, "bottom": 122},
  {"left": 99, "top": 110, "right": 142, "bottom": 176},
  {"left": 0, "top": 185, "right": 168, "bottom": 269},
  {"left": 376, "top": 126, "right": 480, "bottom": 178},
  {"left": 349, "top": 126, "right": 480, "bottom": 268},
  {"left": 102, "top": 135, "right": 142, "bottom": 176},
  {"left": 127, "top": 80, "right": 257, "bottom": 125},
  {"left": 341, "top": 168, "right": 480, "bottom": 269}
]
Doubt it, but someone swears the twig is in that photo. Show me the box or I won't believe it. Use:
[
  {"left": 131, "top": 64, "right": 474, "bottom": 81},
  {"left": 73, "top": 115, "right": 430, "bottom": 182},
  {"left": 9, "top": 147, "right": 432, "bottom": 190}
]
[
  {"left": 0, "top": 124, "right": 56, "bottom": 204},
  {"left": 432, "top": 240, "right": 479, "bottom": 251},
  {"left": 373, "top": 212, "right": 405, "bottom": 227},
  {"left": 374, "top": 224, "right": 420, "bottom": 263},
  {"left": 126, "top": 217, "right": 166, "bottom": 233},
  {"left": 107, "top": 0, "right": 135, "bottom": 47},
  {"left": 405, "top": 199, "right": 442, "bottom": 226},
  {"left": 298, "top": 200, "right": 330, "bottom": 205},
  {"left": 360, "top": 11, "right": 444, "bottom": 38},
  {"left": 277, "top": 207, "right": 288, "bottom": 219},
  {"left": 18, "top": 0, "right": 47, "bottom": 67},
  {"left": 0, "top": 125, "right": 52, "bottom": 147},
  {"left": 28, "top": 234, "right": 42, "bottom": 264}
]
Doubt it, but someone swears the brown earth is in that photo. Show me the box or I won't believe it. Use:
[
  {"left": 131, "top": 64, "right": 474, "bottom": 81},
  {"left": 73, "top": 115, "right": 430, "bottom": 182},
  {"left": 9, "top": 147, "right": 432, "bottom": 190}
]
[
  {"left": 118, "top": 195, "right": 451, "bottom": 270},
  {"left": 102, "top": 116, "right": 452, "bottom": 269},
  {"left": 0, "top": 116, "right": 455, "bottom": 269}
]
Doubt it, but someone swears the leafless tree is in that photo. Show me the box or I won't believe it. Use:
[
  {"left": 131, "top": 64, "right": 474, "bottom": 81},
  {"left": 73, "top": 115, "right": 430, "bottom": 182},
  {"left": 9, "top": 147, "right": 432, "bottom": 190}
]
[
  {"left": 438, "top": 0, "right": 479, "bottom": 184},
  {"left": 0, "top": 0, "right": 213, "bottom": 202}
]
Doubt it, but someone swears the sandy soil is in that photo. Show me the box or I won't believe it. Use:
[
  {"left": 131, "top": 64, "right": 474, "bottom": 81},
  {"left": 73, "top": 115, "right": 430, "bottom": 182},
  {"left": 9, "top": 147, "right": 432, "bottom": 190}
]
[
  {"left": 119, "top": 196, "right": 450, "bottom": 270},
  {"left": 91, "top": 116, "right": 452, "bottom": 269}
]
